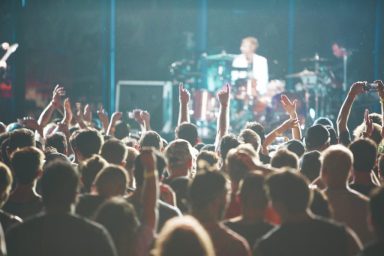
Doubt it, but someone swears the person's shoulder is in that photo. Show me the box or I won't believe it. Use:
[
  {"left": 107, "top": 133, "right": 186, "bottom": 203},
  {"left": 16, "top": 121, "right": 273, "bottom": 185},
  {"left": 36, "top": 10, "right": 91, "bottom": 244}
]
[
  {"left": 219, "top": 223, "right": 250, "bottom": 248},
  {"left": 348, "top": 188, "right": 370, "bottom": 202},
  {"left": 70, "top": 213, "right": 105, "bottom": 231},
  {"left": 0, "top": 210, "right": 22, "bottom": 225},
  {"left": 310, "top": 215, "right": 348, "bottom": 233},
  {"left": 6, "top": 213, "right": 44, "bottom": 235},
  {"left": 359, "top": 240, "right": 384, "bottom": 256}
]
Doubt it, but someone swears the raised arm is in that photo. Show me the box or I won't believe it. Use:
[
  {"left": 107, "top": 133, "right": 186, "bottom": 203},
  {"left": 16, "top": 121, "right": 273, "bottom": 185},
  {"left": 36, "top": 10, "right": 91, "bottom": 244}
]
[
  {"left": 263, "top": 118, "right": 299, "bottom": 148},
  {"left": 280, "top": 94, "right": 301, "bottom": 140},
  {"left": 376, "top": 80, "right": 384, "bottom": 138},
  {"left": 97, "top": 106, "right": 109, "bottom": 132},
  {"left": 106, "top": 111, "right": 122, "bottom": 136},
  {"left": 140, "top": 110, "right": 151, "bottom": 131},
  {"left": 178, "top": 83, "right": 191, "bottom": 125},
  {"left": 74, "top": 103, "right": 88, "bottom": 129},
  {"left": 215, "top": 84, "right": 230, "bottom": 149},
  {"left": 38, "top": 84, "right": 65, "bottom": 129},
  {"left": 83, "top": 104, "right": 92, "bottom": 125},
  {"left": 140, "top": 148, "right": 159, "bottom": 231},
  {"left": 337, "top": 81, "right": 365, "bottom": 136}
]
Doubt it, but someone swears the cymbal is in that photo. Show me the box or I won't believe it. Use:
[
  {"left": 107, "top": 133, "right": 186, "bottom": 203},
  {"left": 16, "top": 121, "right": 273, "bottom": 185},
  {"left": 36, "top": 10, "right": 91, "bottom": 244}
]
[
  {"left": 286, "top": 69, "right": 317, "bottom": 78},
  {"left": 300, "top": 55, "right": 329, "bottom": 62},
  {"left": 203, "top": 52, "right": 236, "bottom": 61}
]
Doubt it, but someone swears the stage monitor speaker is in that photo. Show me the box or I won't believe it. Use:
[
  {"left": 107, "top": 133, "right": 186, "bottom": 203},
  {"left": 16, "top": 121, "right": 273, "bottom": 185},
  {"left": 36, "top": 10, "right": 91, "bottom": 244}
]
[{"left": 116, "top": 80, "right": 173, "bottom": 133}]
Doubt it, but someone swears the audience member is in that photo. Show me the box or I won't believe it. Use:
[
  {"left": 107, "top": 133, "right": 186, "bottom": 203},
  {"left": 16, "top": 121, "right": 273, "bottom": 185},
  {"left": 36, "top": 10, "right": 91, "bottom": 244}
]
[
  {"left": 94, "top": 148, "right": 158, "bottom": 256},
  {"left": 300, "top": 150, "right": 321, "bottom": 182},
  {"left": 164, "top": 139, "right": 193, "bottom": 183},
  {"left": 349, "top": 138, "right": 379, "bottom": 196},
  {"left": 196, "top": 150, "right": 220, "bottom": 172},
  {"left": 100, "top": 139, "right": 127, "bottom": 166},
  {"left": 6, "top": 160, "right": 117, "bottom": 256},
  {"left": 359, "top": 187, "right": 384, "bottom": 255},
  {"left": 254, "top": 170, "right": 362, "bottom": 256},
  {"left": 139, "top": 131, "right": 163, "bottom": 150},
  {"left": 128, "top": 149, "right": 181, "bottom": 231},
  {"left": 69, "top": 128, "right": 103, "bottom": 162},
  {"left": 304, "top": 124, "right": 330, "bottom": 152},
  {"left": 189, "top": 170, "right": 251, "bottom": 256},
  {"left": 153, "top": 216, "right": 215, "bottom": 256},
  {"left": 321, "top": 145, "right": 374, "bottom": 244},
  {"left": 76, "top": 165, "right": 128, "bottom": 218},
  {"left": 0, "top": 163, "right": 22, "bottom": 232},
  {"left": 46, "top": 132, "right": 68, "bottom": 155},
  {"left": 175, "top": 122, "right": 199, "bottom": 147},
  {"left": 279, "top": 139, "right": 305, "bottom": 158},
  {"left": 225, "top": 144, "right": 260, "bottom": 218},
  {"left": 224, "top": 172, "right": 274, "bottom": 247},
  {"left": 78, "top": 155, "right": 108, "bottom": 193},
  {"left": 3, "top": 147, "right": 44, "bottom": 219},
  {"left": 270, "top": 148, "right": 298, "bottom": 169}
]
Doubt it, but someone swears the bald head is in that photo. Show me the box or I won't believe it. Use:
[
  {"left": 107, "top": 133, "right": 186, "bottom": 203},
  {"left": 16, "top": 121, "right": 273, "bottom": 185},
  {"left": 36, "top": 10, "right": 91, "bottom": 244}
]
[{"left": 321, "top": 145, "right": 353, "bottom": 188}]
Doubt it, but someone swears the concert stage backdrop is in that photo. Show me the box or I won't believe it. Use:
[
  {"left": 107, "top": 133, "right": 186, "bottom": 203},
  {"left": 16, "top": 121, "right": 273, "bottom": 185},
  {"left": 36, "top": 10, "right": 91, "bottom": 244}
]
[{"left": 0, "top": 0, "right": 383, "bottom": 129}]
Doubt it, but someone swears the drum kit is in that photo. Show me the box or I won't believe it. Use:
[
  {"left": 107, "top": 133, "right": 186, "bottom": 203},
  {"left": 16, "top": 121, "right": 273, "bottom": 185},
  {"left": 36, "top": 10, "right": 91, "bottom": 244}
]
[{"left": 170, "top": 52, "right": 342, "bottom": 135}]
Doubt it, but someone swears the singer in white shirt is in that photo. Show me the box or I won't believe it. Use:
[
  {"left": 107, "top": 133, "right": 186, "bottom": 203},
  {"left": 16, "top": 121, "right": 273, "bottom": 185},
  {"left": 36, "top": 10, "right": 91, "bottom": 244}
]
[{"left": 232, "top": 37, "right": 269, "bottom": 95}]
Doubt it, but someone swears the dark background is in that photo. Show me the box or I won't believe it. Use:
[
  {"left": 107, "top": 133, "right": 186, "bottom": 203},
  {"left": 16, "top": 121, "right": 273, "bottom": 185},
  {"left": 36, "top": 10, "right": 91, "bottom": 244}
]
[{"left": 0, "top": 0, "right": 383, "bottom": 129}]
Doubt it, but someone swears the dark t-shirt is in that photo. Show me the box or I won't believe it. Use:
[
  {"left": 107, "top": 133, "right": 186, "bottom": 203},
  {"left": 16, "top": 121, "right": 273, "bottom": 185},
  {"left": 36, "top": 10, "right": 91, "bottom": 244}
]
[
  {"left": 224, "top": 220, "right": 274, "bottom": 248},
  {"left": 3, "top": 197, "right": 43, "bottom": 219},
  {"left": 0, "top": 210, "right": 22, "bottom": 232},
  {"left": 254, "top": 217, "right": 349, "bottom": 256},
  {"left": 6, "top": 212, "right": 117, "bottom": 256},
  {"left": 349, "top": 183, "right": 377, "bottom": 197},
  {"left": 75, "top": 194, "right": 106, "bottom": 219},
  {"left": 358, "top": 240, "right": 384, "bottom": 256},
  {"left": 127, "top": 196, "right": 182, "bottom": 231}
]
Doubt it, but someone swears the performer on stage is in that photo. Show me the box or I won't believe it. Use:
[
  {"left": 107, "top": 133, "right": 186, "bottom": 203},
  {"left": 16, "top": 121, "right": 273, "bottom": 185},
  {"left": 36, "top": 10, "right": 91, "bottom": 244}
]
[{"left": 232, "top": 37, "right": 269, "bottom": 95}]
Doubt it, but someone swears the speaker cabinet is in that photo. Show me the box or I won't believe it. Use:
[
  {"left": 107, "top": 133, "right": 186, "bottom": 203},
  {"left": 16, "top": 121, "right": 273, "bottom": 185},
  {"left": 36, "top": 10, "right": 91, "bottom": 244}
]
[{"left": 116, "top": 80, "right": 173, "bottom": 132}]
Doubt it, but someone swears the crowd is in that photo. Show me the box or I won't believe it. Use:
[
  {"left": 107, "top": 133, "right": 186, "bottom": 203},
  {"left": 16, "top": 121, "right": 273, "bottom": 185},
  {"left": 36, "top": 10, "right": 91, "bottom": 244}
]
[{"left": 0, "top": 80, "right": 383, "bottom": 256}]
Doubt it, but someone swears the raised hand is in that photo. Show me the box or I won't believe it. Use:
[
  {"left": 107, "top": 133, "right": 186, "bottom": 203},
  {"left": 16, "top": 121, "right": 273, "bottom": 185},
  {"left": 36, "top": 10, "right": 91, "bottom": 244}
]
[
  {"left": 56, "top": 122, "right": 70, "bottom": 136},
  {"left": 83, "top": 104, "right": 92, "bottom": 123},
  {"left": 217, "top": 83, "right": 230, "bottom": 107},
  {"left": 375, "top": 80, "right": 384, "bottom": 99},
  {"left": 277, "top": 118, "right": 299, "bottom": 134},
  {"left": 110, "top": 111, "right": 122, "bottom": 124},
  {"left": 62, "top": 98, "right": 73, "bottom": 125},
  {"left": 106, "top": 111, "right": 122, "bottom": 136},
  {"left": 131, "top": 109, "right": 144, "bottom": 125},
  {"left": 141, "top": 110, "right": 150, "bottom": 124},
  {"left": 281, "top": 94, "right": 297, "bottom": 117},
  {"left": 52, "top": 84, "right": 65, "bottom": 108},
  {"left": 349, "top": 81, "right": 366, "bottom": 98},
  {"left": 97, "top": 106, "right": 109, "bottom": 131},
  {"left": 179, "top": 83, "right": 190, "bottom": 105}
]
